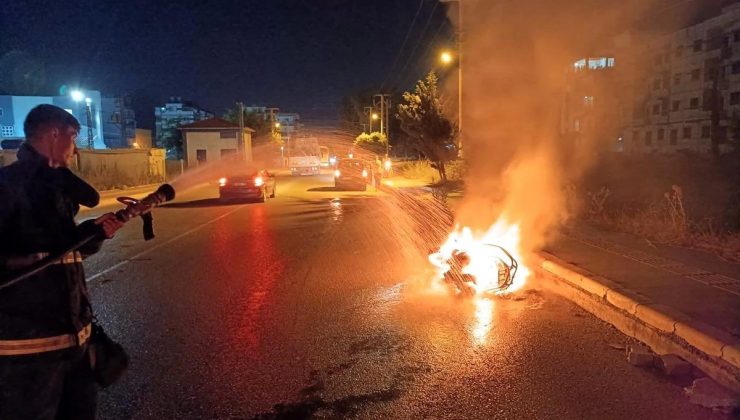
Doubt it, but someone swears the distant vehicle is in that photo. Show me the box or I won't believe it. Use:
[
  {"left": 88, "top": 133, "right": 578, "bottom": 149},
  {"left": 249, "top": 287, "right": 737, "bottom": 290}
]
[
  {"left": 288, "top": 137, "right": 321, "bottom": 176},
  {"left": 218, "top": 170, "right": 276, "bottom": 202},
  {"left": 319, "top": 146, "right": 332, "bottom": 167},
  {"left": 334, "top": 158, "right": 371, "bottom": 191}
]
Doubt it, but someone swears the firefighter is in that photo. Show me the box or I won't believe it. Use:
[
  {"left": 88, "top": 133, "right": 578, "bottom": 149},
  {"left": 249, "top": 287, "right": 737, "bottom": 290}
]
[{"left": 0, "top": 104, "right": 123, "bottom": 419}]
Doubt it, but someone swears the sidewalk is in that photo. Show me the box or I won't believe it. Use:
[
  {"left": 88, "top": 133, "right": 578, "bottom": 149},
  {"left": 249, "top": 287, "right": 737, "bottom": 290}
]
[{"left": 383, "top": 175, "right": 740, "bottom": 392}]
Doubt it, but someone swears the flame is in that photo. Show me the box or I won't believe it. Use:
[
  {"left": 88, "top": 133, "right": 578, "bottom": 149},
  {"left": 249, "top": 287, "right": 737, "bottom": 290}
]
[{"left": 428, "top": 217, "right": 530, "bottom": 296}]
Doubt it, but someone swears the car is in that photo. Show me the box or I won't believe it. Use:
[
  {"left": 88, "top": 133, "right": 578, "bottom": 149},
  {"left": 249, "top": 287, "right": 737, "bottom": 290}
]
[
  {"left": 219, "top": 170, "right": 276, "bottom": 202},
  {"left": 334, "top": 158, "right": 371, "bottom": 191}
]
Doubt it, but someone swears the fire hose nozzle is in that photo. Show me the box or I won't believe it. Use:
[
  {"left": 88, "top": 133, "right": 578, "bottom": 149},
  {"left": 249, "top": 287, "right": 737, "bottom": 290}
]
[{"left": 115, "top": 184, "right": 176, "bottom": 240}]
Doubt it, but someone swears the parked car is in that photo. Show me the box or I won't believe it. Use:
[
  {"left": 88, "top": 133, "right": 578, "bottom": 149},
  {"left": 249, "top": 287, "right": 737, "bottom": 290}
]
[
  {"left": 334, "top": 158, "right": 371, "bottom": 191},
  {"left": 218, "top": 170, "right": 276, "bottom": 202}
]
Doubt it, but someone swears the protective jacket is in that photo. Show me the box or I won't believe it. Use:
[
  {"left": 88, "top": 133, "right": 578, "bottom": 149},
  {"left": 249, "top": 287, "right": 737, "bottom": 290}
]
[{"left": 0, "top": 143, "right": 102, "bottom": 345}]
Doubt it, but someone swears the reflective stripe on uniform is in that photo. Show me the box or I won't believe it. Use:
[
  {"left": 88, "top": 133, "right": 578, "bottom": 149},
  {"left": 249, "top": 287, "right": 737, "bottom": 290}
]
[
  {"left": 0, "top": 323, "right": 92, "bottom": 356},
  {"left": 4, "top": 251, "right": 83, "bottom": 270}
]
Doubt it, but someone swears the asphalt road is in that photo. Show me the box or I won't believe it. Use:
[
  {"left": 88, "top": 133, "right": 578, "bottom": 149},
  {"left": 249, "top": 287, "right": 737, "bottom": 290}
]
[{"left": 77, "top": 173, "right": 726, "bottom": 419}]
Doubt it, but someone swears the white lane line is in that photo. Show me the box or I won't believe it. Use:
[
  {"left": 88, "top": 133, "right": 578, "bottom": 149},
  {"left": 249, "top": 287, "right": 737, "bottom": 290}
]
[{"left": 86, "top": 205, "right": 246, "bottom": 282}]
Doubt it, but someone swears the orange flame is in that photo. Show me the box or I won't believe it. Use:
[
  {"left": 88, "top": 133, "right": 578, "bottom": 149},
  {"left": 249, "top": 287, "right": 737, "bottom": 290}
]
[{"left": 428, "top": 218, "right": 530, "bottom": 296}]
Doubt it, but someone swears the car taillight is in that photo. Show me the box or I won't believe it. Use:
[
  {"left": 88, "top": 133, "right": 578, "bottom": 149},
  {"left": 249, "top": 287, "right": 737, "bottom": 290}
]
[
  {"left": 362, "top": 169, "right": 368, "bottom": 178},
  {"left": 254, "top": 176, "right": 264, "bottom": 187},
  {"left": 219, "top": 177, "right": 227, "bottom": 187},
  {"left": 334, "top": 169, "right": 341, "bottom": 177}
]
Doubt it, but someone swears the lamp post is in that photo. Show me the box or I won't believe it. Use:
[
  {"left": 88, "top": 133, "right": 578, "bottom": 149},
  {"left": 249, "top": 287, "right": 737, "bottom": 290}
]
[
  {"left": 71, "top": 90, "right": 94, "bottom": 149},
  {"left": 440, "top": 0, "right": 463, "bottom": 156}
]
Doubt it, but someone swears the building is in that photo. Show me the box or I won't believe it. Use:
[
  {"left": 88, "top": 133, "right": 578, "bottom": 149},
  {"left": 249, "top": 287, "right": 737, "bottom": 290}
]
[
  {"left": 0, "top": 91, "right": 105, "bottom": 149},
  {"left": 154, "top": 97, "right": 213, "bottom": 151},
  {"left": 626, "top": 3, "right": 740, "bottom": 153},
  {"left": 179, "top": 118, "right": 254, "bottom": 168},
  {"left": 102, "top": 96, "right": 136, "bottom": 148},
  {"left": 561, "top": 49, "right": 629, "bottom": 153},
  {"left": 276, "top": 112, "right": 302, "bottom": 142},
  {"left": 134, "top": 129, "right": 153, "bottom": 149}
]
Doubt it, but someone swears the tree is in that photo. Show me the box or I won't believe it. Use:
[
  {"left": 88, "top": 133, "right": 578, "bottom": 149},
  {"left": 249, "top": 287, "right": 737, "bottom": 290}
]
[
  {"left": 354, "top": 131, "right": 388, "bottom": 155},
  {"left": 223, "top": 106, "right": 274, "bottom": 145},
  {"left": 396, "top": 72, "right": 457, "bottom": 181},
  {"left": 159, "top": 120, "right": 184, "bottom": 159}
]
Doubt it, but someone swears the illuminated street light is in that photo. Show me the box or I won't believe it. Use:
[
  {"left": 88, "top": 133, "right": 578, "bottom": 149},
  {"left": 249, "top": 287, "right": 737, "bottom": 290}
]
[
  {"left": 71, "top": 91, "right": 95, "bottom": 150},
  {"left": 440, "top": 51, "right": 454, "bottom": 64},
  {"left": 275, "top": 122, "right": 281, "bottom": 129},
  {"left": 371, "top": 113, "right": 379, "bottom": 120},
  {"left": 70, "top": 90, "right": 84, "bottom": 102}
]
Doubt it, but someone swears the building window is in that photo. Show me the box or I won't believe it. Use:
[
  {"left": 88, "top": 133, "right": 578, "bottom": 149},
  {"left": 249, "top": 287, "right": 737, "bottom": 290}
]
[
  {"left": 652, "top": 104, "right": 661, "bottom": 115},
  {"left": 220, "top": 149, "right": 237, "bottom": 158},
  {"left": 672, "top": 100, "right": 680, "bottom": 111},
  {"left": 219, "top": 130, "right": 237, "bottom": 139},
  {"left": 670, "top": 136, "right": 678, "bottom": 146},
  {"left": 657, "top": 128, "right": 665, "bottom": 140},
  {"left": 689, "top": 98, "right": 699, "bottom": 109},
  {"left": 702, "top": 126, "right": 711, "bottom": 138},
  {"left": 633, "top": 130, "right": 640, "bottom": 142},
  {"left": 734, "top": 30, "right": 740, "bottom": 42},
  {"left": 731, "top": 92, "right": 740, "bottom": 105},
  {"left": 733, "top": 61, "right": 740, "bottom": 74},
  {"left": 691, "top": 69, "right": 701, "bottom": 80},
  {"left": 670, "top": 129, "right": 678, "bottom": 142},
  {"left": 196, "top": 149, "right": 207, "bottom": 164},
  {"left": 645, "top": 131, "right": 653, "bottom": 146},
  {"left": 1, "top": 125, "right": 13, "bottom": 137},
  {"left": 693, "top": 39, "right": 703, "bottom": 52},
  {"left": 574, "top": 119, "right": 581, "bottom": 131},
  {"left": 583, "top": 96, "right": 594, "bottom": 106},
  {"left": 683, "top": 126, "right": 692, "bottom": 139}
]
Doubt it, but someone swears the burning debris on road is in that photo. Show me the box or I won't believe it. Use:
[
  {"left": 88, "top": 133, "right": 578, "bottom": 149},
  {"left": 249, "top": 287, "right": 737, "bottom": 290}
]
[{"left": 428, "top": 223, "right": 526, "bottom": 297}]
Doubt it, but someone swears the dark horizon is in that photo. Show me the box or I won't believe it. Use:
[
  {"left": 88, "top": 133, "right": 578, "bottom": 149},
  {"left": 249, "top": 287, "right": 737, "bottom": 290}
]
[{"left": 0, "top": 0, "right": 453, "bottom": 128}]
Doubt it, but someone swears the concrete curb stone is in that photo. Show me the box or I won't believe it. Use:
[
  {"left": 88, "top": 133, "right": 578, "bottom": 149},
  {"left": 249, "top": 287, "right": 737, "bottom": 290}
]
[{"left": 536, "top": 251, "right": 740, "bottom": 393}]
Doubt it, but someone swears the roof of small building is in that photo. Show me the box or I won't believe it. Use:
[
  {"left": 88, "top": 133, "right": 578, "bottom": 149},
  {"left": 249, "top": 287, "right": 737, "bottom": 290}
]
[{"left": 179, "top": 117, "right": 255, "bottom": 132}]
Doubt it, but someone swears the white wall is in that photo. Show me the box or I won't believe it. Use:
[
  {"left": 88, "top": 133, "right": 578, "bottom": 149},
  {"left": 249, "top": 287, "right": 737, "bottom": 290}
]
[{"left": 184, "top": 130, "right": 252, "bottom": 168}]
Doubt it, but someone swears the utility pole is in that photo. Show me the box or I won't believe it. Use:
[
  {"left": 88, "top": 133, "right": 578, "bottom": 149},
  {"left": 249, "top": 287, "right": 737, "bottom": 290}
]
[
  {"left": 441, "top": 0, "right": 463, "bottom": 156},
  {"left": 374, "top": 94, "right": 391, "bottom": 155},
  {"left": 364, "top": 106, "right": 374, "bottom": 132},
  {"left": 85, "top": 98, "right": 94, "bottom": 150},
  {"left": 236, "top": 102, "right": 245, "bottom": 157}
]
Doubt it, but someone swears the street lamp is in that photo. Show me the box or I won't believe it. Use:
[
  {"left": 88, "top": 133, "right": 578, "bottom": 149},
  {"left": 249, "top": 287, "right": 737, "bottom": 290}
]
[
  {"left": 440, "top": 0, "right": 463, "bottom": 156},
  {"left": 71, "top": 90, "right": 94, "bottom": 149},
  {"left": 275, "top": 122, "right": 281, "bottom": 129},
  {"left": 440, "top": 51, "right": 454, "bottom": 64}
]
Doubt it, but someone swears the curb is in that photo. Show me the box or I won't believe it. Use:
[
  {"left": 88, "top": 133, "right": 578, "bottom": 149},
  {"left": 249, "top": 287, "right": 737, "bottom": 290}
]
[{"left": 533, "top": 252, "right": 740, "bottom": 394}]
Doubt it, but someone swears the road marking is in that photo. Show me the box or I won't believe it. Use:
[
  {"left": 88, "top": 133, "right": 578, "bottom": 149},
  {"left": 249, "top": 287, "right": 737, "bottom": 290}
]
[{"left": 86, "top": 205, "right": 246, "bottom": 282}]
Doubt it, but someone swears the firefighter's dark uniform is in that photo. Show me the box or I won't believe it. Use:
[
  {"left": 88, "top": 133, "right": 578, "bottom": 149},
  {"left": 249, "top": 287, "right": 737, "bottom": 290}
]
[{"left": 0, "top": 143, "right": 104, "bottom": 420}]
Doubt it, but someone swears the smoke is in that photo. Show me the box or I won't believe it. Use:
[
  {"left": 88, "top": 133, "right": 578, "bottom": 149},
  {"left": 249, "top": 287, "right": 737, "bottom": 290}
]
[{"left": 447, "top": 0, "right": 656, "bottom": 252}]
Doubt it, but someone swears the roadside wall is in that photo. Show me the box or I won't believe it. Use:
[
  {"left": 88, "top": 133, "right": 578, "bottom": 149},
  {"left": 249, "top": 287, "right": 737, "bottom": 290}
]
[{"left": 0, "top": 148, "right": 167, "bottom": 190}]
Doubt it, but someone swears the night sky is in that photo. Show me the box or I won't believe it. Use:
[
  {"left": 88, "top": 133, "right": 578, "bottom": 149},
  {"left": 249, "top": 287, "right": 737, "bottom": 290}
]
[{"left": 0, "top": 0, "right": 453, "bottom": 128}]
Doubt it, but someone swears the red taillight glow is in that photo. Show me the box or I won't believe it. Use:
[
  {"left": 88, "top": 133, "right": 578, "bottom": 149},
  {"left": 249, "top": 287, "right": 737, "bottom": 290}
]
[
  {"left": 334, "top": 169, "right": 341, "bottom": 177},
  {"left": 254, "top": 176, "right": 264, "bottom": 187},
  {"left": 219, "top": 177, "right": 227, "bottom": 187}
]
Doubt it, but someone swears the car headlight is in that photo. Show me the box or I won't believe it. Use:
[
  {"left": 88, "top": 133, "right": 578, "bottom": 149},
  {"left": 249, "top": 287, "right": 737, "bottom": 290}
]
[
  {"left": 219, "top": 177, "right": 227, "bottom": 187},
  {"left": 334, "top": 169, "right": 341, "bottom": 177},
  {"left": 254, "top": 176, "right": 264, "bottom": 187}
]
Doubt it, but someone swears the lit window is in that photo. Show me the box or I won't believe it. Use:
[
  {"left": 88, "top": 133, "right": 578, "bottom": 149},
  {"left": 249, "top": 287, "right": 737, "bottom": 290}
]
[
  {"left": 583, "top": 96, "right": 594, "bottom": 106},
  {"left": 573, "top": 59, "right": 586, "bottom": 71},
  {"left": 1, "top": 125, "right": 14, "bottom": 137}
]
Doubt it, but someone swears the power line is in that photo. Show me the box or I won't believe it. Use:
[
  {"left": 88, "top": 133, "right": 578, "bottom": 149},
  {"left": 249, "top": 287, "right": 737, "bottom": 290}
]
[
  {"left": 389, "top": 1, "right": 441, "bottom": 90},
  {"left": 380, "top": 0, "right": 426, "bottom": 92}
]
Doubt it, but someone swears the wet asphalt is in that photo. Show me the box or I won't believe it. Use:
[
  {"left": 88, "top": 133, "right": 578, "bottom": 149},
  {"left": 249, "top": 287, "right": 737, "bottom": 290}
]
[{"left": 78, "top": 174, "right": 728, "bottom": 419}]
